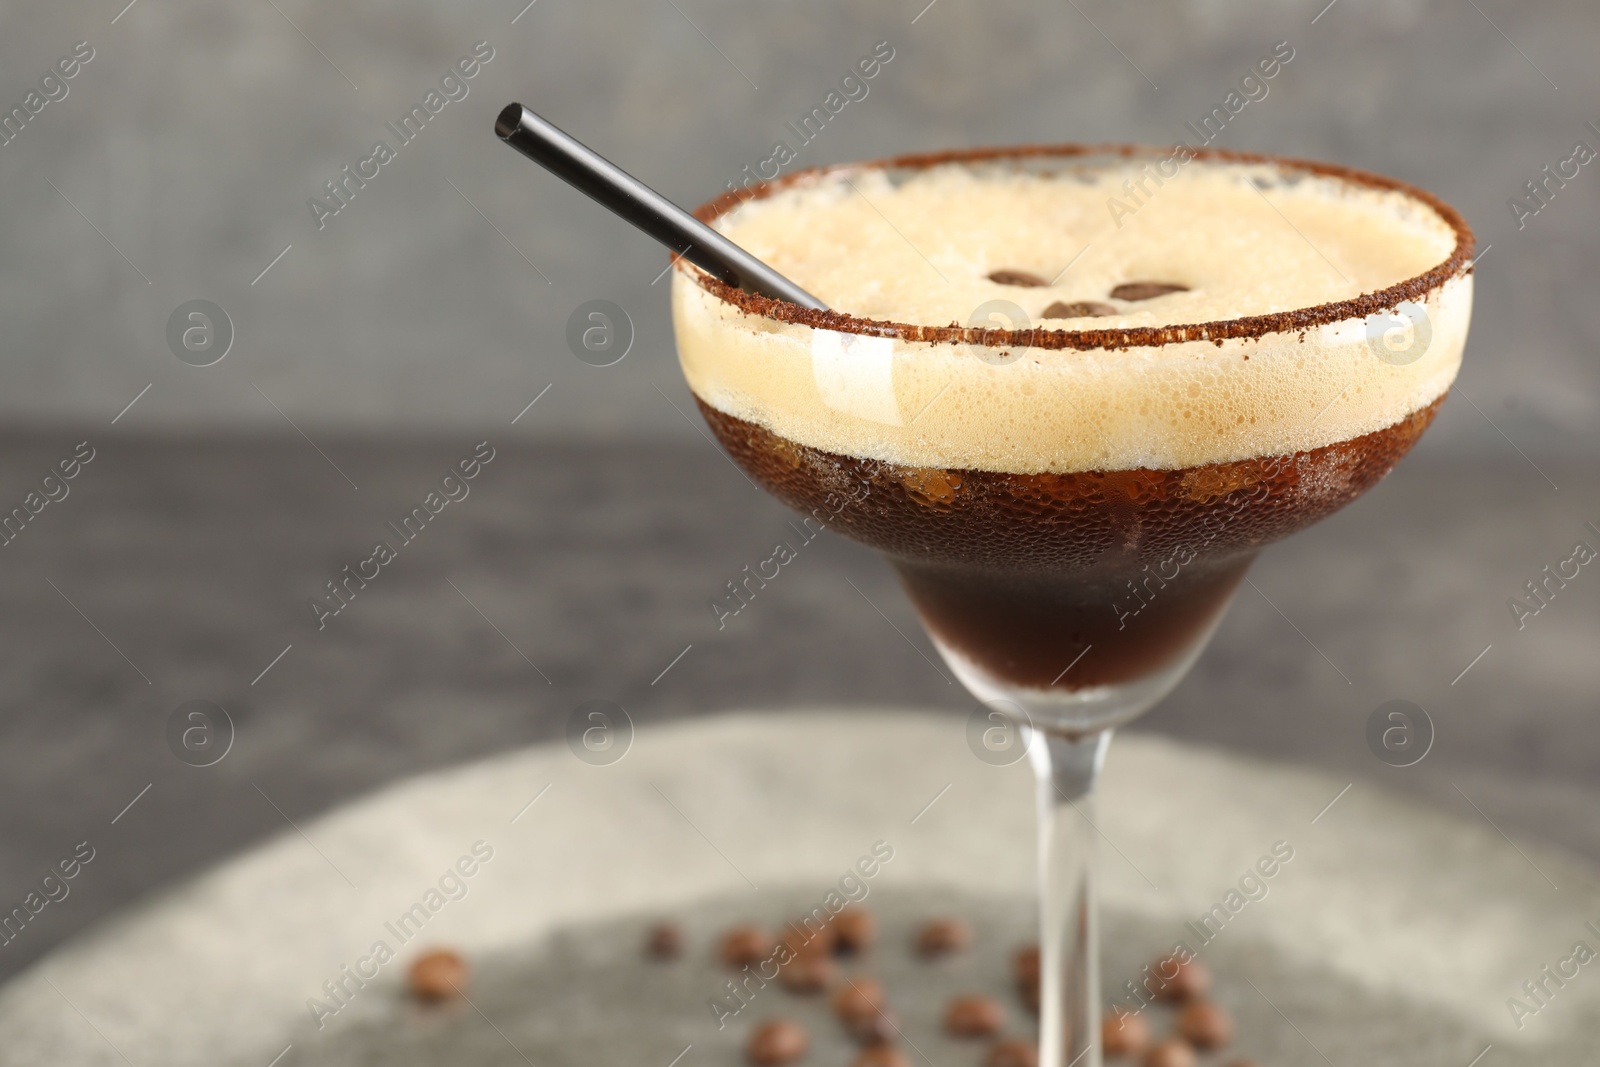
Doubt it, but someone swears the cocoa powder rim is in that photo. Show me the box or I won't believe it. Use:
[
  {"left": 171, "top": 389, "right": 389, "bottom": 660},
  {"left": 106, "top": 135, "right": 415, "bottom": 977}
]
[{"left": 676, "top": 143, "right": 1475, "bottom": 351}]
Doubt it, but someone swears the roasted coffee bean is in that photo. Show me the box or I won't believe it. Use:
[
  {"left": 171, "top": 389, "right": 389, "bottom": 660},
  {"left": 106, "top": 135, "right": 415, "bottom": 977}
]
[
  {"left": 780, "top": 951, "right": 837, "bottom": 993},
  {"left": 781, "top": 922, "right": 835, "bottom": 960},
  {"left": 747, "top": 1019, "right": 809, "bottom": 1065},
  {"left": 407, "top": 948, "right": 467, "bottom": 1001},
  {"left": 1101, "top": 1010, "right": 1152, "bottom": 1058},
  {"left": 1152, "top": 954, "right": 1211, "bottom": 1002},
  {"left": 1011, "top": 944, "right": 1041, "bottom": 1014},
  {"left": 833, "top": 978, "right": 886, "bottom": 1015},
  {"left": 984, "top": 1039, "right": 1039, "bottom": 1067},
  {"left": 989, "top": 269, "right": 1049, "bottom": 287},
  {"left": 645, "top": 921, "right": 683, "bottom": 960},
  {"left": 944, "top": 994, "right": 1005, "bottom": 1038},
  {"left": 834, "top": 980, "right": 897, "bottom": 1044},
  {"left": 917, "top": 917, "right": 973, "bottom": 957},
  {"left": 833, "top": 906, "right": 877, "bottom": 953},
  {"left": 1042, "top": 300, "right": 1118, "bottom": 318},
  {"left": 721, "top": 925, "right": 775, "bottom": 968},
  {"left": 849, "top": 1009, "right": 900, "bottom": 1045},
  {"left": 1176, "top": 1001, "right": 1234, "bottom": 1049},
  {"left": 853, "top": 1044, "right": 911, "bottom": 1067},
  {"left": 1142, "top": 1038, "right": 1198, "bottom": 1067},
  {"left": 1110, "top": 281, "right": 1189, "bottom": 301}
]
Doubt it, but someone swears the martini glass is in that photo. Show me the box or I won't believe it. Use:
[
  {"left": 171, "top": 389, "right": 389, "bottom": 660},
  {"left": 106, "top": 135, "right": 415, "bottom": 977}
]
[{"left": 670, "top": 146, "right": 1474, "bottom": 1067}]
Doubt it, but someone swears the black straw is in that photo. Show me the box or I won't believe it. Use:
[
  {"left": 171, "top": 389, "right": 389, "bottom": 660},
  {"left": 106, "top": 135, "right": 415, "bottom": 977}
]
[{"left": 495, "top": 103, "right": 828, "bottom": 311}]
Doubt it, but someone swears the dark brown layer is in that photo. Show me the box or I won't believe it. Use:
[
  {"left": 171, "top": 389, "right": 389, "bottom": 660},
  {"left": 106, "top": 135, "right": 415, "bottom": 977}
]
[
  {"left": 698, "top": 397, "right": 1441, "bottom": 689},
  {"left": 679, "top": 144, "right": 1474, "bottom": 352}
]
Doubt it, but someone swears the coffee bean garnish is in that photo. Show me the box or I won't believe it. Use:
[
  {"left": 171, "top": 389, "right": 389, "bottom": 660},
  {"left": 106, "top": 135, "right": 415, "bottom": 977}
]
[
  {"left": 1176, "top": 1001, "right": 1234, "bottom": 1049},
  {"left": 721, "top": 925, "right": 775, "bottom": 968},
  {"left": 407, "top": 948, "right": 467, "bottom": 1002},
  {"left": 944, "top": 994, "right": 1005, "bottom": 1038},
  {"left": 747, "top": 1019, "right": 809, "bottom": 1066},
  {"left": 1152, "top": 954, "right": 1211, "bottom": 1002},
  {"left": 645, "top": 921, "right": 683, "bottom": 960},
  {"left": 1101, "top": 1010, "right": 1152, "bottom": 1058},
  {"left": 984, "top": 1039, "right": 1039, "bottom": 1067},
  {"left": 917, "top": 916, "right": 973, "bottom": 957},
  {"left": 989, "top": 269, "right": 1049, "bottom": 287},
  {"left": 1142, "top": 1038, "right": 1198, "bottom": 1067},
  {"left": 854, "top": 1045, "right": 912, "bottom": 1067},
  {"left": 1042, "top": 301, "right": 1118, "bottom": 319},
  {"left": 833, "top": 905, "right": 877, "bottom": 954},
  {"left": 1110, "top": 281, "right": 1189, "bottom": 301},
  {"left": 780, "top": 951, "right": 837, "bottom": 994}
]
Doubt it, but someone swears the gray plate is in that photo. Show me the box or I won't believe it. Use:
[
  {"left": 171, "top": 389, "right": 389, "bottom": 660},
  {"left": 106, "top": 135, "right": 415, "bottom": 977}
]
[{"left": 0, "top": 710, "right": 1594, "bottom": 1065}]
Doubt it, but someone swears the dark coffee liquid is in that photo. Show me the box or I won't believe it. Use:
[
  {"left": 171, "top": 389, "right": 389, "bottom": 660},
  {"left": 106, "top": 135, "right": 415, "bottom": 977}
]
[{"left": 698, "top": 398, "right": 1440, "bottom": 690}]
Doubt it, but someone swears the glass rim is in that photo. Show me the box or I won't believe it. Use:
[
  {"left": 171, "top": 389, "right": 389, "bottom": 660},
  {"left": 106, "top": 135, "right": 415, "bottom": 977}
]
[{"left": 678, "top": 143, "right": 1476, "bottom": 351}]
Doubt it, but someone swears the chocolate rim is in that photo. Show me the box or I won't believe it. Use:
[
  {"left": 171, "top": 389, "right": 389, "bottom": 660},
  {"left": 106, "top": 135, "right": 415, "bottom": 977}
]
[{"left": 678, "top": 143, "right": 1475, "bottom": 351}]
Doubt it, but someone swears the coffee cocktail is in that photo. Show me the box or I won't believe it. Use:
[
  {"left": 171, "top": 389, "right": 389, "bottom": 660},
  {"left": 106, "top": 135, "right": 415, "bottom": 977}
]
[{"left": 672, "top": 146, "right": 1473, "bottom": 1067}]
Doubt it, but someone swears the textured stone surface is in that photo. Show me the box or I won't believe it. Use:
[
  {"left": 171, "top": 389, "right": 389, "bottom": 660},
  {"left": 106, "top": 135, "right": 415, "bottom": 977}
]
[{"left": 0, "top": 712, "right": 1594, "bottom": 1066}]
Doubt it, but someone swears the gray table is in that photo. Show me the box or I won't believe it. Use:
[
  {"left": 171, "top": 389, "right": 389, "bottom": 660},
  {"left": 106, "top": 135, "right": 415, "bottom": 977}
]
[{"left": 0, "top": 430, "right": 1593, "bottom": 984}]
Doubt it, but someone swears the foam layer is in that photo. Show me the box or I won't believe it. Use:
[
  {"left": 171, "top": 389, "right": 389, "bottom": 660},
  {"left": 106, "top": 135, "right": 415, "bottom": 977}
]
[{"left": 672, "top": 154, "right": 1472, "bottom": 474}]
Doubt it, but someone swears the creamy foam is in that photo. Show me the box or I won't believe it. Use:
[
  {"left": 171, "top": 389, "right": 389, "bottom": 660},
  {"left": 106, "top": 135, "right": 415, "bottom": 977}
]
[{"left": 673, "top": 155, "right": 1472, "bottom": 473}]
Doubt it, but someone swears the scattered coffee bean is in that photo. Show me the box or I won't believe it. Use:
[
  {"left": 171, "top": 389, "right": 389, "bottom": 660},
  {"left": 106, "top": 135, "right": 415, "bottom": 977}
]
[
  {"left": 984, "top": 1039, "right": 1039, "bottom": 1067},
  {"left": 782, "top": 922, "right": 835, "bottom": 960},
  {"left": 1042, "top": 301, "right": 1118, "bottom": 319},
  {"left": 834, "top": 978, "right": 886, "bottom": 1015},
  {"left": 1152, "top": 954, "right": 1212, "bottom": 1002},
  {"left": 1142, "top": 1038, "right": 1198, "bottom": 1067},
  {"left": 834, "top": 979, "right": 897, "bottom": 1044},
  {"left": 1176, "top": 1001, "right": 1234, "bottom": 1049},
  {"left": 989, "top": 269, "right": 1049, "bottom": 287},
  {"left": 1011, "top": 945, "right": 1040, "bottom": 1013},
  {"left": 722, "top": 925, "right": 775, "bottom": 968},
  {"left": 665, "top": 912, "right": 1241, "bottom": 1067},
  {"left": 407, "top": 948, "right": 467, "bottom": 1002},
  {"left": 851, "top": 1009, "right": 900, "bottom": 1045},
  {"left": 780, "top": 951, "right": 837, "bottom": 994},
  {"left": 645, "top": 921, "right": 683, "bottom": 960},
  {"left": 944, "top": 994, "right": 1005, "bottom": 1038},
  {"left": 917, "top": 917, "right": 973, "bottom": 957},
  {"left": 1014, "top": 945, "right": 1040, "bottom": 985},
  {"left": 833, "top": 906, "right": 877, "bottom": 954},
  {"left": 747, "top": 1019, "right": 809, "bottom": 1066},
  {"left": 854, "top": 1045, "right": 911, "bottom": 1067},
  {"left": 1101, "top": 1010, "right": 1152, "bottom": 1058},
  {"left": 1110, "top": 281, "right": 1189, "bottom": 301}
]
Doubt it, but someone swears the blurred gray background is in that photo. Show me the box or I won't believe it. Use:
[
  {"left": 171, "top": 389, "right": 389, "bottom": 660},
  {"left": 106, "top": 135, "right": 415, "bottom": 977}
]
[
  {"left": 0, "top": 0, "right": 1596, "bottom": 987},
  {"left": 0, "top": 0, "right": 1595, "bottom": 446}
]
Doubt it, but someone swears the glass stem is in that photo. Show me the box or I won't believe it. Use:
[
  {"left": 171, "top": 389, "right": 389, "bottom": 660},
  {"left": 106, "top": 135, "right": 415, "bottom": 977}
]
[{"left": 1030, "top": 727, "right": 1112, "bottom": 1067}]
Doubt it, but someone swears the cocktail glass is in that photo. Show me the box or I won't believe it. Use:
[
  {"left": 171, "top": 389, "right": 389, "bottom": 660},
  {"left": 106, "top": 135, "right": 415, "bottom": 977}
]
[{"left": 670, "top": 146, "right": 1473, "bottom": 1066}]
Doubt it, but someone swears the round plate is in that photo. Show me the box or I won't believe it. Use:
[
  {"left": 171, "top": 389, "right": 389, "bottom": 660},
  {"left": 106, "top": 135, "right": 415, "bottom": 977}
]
[{"left": 0, "top": 710, "right": 1593, "bottom": 1065}]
